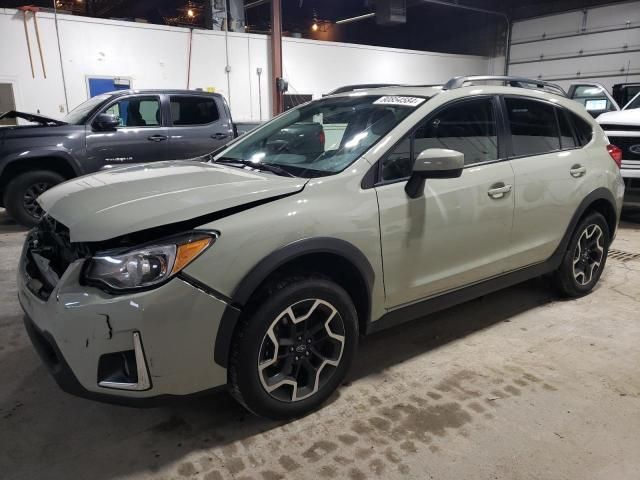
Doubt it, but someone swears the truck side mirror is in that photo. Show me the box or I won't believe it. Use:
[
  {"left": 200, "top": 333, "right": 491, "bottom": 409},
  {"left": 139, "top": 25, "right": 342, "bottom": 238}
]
[
  {"left": 92, "top": 113, "right": 120, "bottom": 131},
  {"left": 405, "top": 148, "right": 464, "bottom": 198}
]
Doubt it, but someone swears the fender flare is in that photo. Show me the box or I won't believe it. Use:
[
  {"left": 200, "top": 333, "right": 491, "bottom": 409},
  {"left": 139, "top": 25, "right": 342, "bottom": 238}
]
[
  {"left": 551, "top": 187, "right": 618, "bottom": 266},
  {"left": 0, "top": 149, "right": 82, "bottom": 179},
  {"left": 213, "top": 237, "right": 375, "bottom": 367}
]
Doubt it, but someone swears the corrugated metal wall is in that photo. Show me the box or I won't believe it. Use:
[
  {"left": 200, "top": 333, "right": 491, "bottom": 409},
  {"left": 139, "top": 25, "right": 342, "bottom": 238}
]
[{"left": 508, "top": 1, "right": 640, "bottom": 91}]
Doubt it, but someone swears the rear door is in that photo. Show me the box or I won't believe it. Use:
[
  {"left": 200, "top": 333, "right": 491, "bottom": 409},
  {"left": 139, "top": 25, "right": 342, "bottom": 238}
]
[
  {"left": 166, "top": 95, "right": 234, "bottom": 159},
  {"left": 505, "top": 96, "right": 590, "bottom": 268},
  {"left": 568, "top": 83, "right": 619, "bottom": 118},
  {"left": 85, "top": 94, "right": 169, "bottom": 166}
]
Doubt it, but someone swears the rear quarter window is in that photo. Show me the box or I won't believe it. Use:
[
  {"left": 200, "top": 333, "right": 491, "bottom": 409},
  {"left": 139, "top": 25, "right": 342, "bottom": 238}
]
[{"left": 571, "top": 113, "right": 593, "bottom": 146}]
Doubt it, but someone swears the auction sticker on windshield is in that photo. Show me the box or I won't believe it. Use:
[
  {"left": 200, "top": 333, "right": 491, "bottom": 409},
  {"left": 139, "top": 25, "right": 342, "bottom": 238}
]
[{"left": 373, "top": 96, "right": 426, "bottom": 107}]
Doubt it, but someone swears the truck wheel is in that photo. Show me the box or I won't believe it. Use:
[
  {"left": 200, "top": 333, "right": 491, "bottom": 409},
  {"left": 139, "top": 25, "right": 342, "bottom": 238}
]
[
  {"left": 3, "top": 170, "right": 65, "bottom": 227},
  {"left": 553, "top": 212, "right": 610, "bottom": 297},
  {"left": 229, "top": 276, "right": 358, "bottom": 419}
]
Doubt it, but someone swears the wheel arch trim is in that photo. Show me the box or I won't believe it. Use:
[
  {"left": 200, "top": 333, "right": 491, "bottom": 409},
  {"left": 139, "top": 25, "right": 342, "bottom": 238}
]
[{"left": 213, "top": 237, "right": 375, "bottom": 368}]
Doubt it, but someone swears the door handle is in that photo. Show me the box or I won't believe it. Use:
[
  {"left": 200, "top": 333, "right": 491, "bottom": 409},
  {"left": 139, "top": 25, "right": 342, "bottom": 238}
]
[
  {"left": 147, "top": 135, "right": 167, "bottom": 142},
  {"left": 570, "top": 164, "right": 586, "bottom": 178},
  {"left": 487, "top": 183, "right": 512, "bottom": 199},
  {"left": 211, "top": 133, "right": 229, "bottom": 140}
]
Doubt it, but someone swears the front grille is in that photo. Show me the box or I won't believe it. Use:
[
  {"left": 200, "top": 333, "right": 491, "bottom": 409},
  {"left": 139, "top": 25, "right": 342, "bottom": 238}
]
[
  {"left": 24, "top": 216, "right": 90, "bottom": 300},
  {"left": 607, "top": 136, "right": 640, "bottom": 161},
  {"left": 600, "top": 124, "right": 640, "bottom": 132}
]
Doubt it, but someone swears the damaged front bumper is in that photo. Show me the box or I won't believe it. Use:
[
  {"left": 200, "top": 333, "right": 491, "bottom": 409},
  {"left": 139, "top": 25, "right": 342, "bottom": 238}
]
[{"left": 18, "top": 246, "right": 230, "bottom": 406}]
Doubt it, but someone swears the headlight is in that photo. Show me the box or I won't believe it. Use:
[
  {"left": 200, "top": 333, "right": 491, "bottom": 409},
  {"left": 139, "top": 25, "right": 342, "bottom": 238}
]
[{"left": 84, "top": 232, "right": 215, "bottom": 291}]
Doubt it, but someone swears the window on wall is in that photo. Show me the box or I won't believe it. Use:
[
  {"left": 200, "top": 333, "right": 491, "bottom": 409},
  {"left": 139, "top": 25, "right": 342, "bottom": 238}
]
[
  {"left": 381, "top": 97, "right": 498, "bottom": 182},
  {"left": 170, "top": 96, "right": 220, "bottom": 125},
  {"left": 102, "top": 97, "right": 161, "bottom": 127},
  {"left": 505, "top": 97, "right": 560, "bottom": 156}
]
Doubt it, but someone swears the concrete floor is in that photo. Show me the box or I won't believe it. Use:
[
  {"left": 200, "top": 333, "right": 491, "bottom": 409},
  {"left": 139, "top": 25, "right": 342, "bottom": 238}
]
[{"left": 1, "top": 209, "right": 640, "bottom": 480}]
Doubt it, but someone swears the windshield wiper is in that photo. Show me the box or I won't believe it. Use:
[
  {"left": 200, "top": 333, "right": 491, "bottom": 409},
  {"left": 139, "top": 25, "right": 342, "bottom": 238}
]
[{"left": 214, "top": 158, "right": 296, "bottom": 177}]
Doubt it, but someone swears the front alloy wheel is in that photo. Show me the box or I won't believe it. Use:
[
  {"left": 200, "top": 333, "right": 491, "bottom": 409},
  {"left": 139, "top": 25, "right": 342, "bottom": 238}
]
[
  {"left": 229, "top": 277, "right": 358, "bottom": 419},
  {"left": 23, "top": 182, "right": 51, "bottom": 219},
  {"left": 258, "top": 299, "right": 346, "bottom": 402}
]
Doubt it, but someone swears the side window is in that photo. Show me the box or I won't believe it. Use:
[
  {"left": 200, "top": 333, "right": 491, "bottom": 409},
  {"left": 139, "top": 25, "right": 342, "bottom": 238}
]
[
  {"left": 557, "top": 109, "right": 577, "bottom": 149},
  {"left": 505, "top": 97, "right": 560, "bottom": 156},
  {"left": 103, "top": 97, "right": 161, "bottom": 127},
  {"left": 571, "top": 113, "right": 594, "bottom": 146},
  {"left": 381, "top": 97, "right": 498, "bottom": 182},
  {"left": 170, "top": 96, "right": 220, "bottom": 126}
]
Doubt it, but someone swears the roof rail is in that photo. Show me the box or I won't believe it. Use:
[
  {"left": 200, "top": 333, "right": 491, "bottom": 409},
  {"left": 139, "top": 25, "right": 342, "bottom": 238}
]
[{"left": 443, "top": 76, "right": 567, "bottom": 97}]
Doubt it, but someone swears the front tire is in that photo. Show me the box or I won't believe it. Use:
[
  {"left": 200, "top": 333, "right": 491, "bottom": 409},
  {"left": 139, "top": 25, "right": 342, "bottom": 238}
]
[
  {"left": 554, "top": 212, "right": 610, "bottom": 297},
  {"left": 228, "top": 276, "right": 358, "bottom": 419},
  {"left": 3, "top": 170, "right": 65, "bottom": 227}
]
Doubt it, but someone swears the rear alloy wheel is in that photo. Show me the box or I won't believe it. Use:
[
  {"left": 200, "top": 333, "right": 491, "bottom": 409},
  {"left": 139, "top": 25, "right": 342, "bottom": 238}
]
[
  {"left": 572, "top": 224, "right": 605, "bottom": 286},
  {"left": 3, "top": 170, "right": 65, "bottom": 227},
  {"left": 229, "top": 277, "right": 358, "bottom": 419},
  {"left": 554, "top": 212, "right": 610, "bottom": 297}
]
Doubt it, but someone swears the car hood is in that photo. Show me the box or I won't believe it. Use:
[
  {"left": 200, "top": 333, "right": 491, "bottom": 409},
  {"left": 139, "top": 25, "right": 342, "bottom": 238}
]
[
  {"left": 0, "top": 110, "right": 66, "bottom": 126},
  {"left": 38, "top": 161, "right": 307, "bottom": 242},
  {"left": 597, "top": 109, "right": 640, "bottom": 125}
]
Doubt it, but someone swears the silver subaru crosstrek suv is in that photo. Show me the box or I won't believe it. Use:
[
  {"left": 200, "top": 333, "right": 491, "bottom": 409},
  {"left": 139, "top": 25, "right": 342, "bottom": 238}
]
[{"left": 18, "top": 76, "right": 624, "bottom": 419}]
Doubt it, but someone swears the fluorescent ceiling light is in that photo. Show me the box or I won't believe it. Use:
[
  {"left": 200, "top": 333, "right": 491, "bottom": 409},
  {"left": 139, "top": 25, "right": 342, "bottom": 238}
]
[{"left": 335, "top": 12, "right": 375, "bottom": 24}]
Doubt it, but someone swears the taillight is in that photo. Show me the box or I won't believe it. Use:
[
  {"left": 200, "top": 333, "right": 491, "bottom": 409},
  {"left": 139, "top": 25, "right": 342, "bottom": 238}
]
[
  {"left": 318, "top": 130, "right": 325, "bottom": 148},
  {"left": 607, "top": 144, "right": 622, "bottom": 168}
]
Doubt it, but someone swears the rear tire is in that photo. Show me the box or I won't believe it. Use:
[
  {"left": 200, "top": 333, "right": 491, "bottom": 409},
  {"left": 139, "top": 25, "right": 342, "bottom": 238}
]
[
  {"left": 228, "top": 276, "right": 358, "bottom": 419},
  {"left": 3, "top": 170, "right": 64, "bottom": 227},
  {"left": 553, "top": 212, "right": 610, "bottom": 297}
]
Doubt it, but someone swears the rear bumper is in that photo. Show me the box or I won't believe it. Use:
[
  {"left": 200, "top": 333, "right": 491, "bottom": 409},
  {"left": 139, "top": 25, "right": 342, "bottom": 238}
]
[{"left": 18, "top": 243, "right": 231, "bottom": 405}]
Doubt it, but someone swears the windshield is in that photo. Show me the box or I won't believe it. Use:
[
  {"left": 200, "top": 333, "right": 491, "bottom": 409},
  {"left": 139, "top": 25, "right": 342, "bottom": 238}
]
[
  {"left": 216, "top": 95, "right": 424, "bottom": 177},
  {"left": 63, "top": 94, "right": 112, "bottom": 124},
  {"left": 623, "top": 92, "right": 640, "bottom": 110}
]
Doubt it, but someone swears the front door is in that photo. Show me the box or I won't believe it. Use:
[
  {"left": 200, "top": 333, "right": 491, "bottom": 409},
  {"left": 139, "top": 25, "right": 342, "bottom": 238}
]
[
  {"left": 375, "top": 96, "right": 515, "bottom": 308},
  {"left": 167, "top": 95, "right": 234, "bottom": 159},
  {"left": 86, "top": 94, "right": 169, "bottom": 167}
]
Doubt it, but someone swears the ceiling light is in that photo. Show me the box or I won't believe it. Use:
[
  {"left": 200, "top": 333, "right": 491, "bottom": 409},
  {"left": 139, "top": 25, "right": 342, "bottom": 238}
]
[{"left": 335, "top": 12, "right": 375, "bottom": 24}]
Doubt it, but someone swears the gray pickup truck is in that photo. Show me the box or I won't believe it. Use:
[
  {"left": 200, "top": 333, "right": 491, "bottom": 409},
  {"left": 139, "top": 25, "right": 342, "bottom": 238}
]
[{"left": 0, "top": 90, "right": 239, "bottom": 226}]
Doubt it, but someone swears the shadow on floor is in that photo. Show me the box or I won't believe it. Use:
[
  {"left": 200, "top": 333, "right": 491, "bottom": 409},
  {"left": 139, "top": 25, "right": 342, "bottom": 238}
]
[
  {"left": 1, "top": 274, "right": 556, "bottom": 480},
  {"left": 0, "top": 209, "right": 27, "bottom": 235}
]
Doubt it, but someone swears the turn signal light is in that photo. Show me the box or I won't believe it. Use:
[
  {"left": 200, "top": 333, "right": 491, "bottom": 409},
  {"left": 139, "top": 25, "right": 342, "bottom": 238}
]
[
  {"left": 171, "top": 237, "right": 213, "bottom": 275},
  {"left": 607, "top": 144, "right": 622, "bottom": 168}
]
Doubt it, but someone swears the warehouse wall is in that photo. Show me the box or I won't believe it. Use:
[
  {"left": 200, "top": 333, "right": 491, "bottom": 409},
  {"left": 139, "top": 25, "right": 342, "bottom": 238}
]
[
  {"left": 0, "top": 8, "right": 495, "bottom": 122},
  {"left": 508, "top": 1, "right": 640, "bottom": 92}
]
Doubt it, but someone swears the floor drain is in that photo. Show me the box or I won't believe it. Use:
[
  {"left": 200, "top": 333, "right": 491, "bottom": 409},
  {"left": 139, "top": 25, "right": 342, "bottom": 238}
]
[{"left": 609, "top": 249, "right": 640, "bottom": 262}]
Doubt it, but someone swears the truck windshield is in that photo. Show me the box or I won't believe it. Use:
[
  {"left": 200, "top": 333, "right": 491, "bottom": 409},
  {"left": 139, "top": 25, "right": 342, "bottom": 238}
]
[
  {"left": 63, "top": 94, "right": 112, "bottom": 124},
  {"left": 216, "top": 95, "right": 425, "bottom": 177}
]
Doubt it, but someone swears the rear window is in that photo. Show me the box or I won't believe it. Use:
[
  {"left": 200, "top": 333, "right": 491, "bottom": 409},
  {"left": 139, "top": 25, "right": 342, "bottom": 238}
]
[
  {"left": 170, "top": 96, "right": 220, "bottom": 126},
  {"left": 505, "top": 97, "right": 560, "bottom": 156}
]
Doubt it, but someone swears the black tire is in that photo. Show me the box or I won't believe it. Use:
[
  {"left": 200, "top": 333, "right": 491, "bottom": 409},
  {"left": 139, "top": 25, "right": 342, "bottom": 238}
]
[
  {"left": 3, "top": 170, "right": 65, "bottom": 227},
  {"left": 554, "top": 211, "right": 610, "bottom": 297},
  {"left": 229, "top": 276, "right": 358, "bottom": 419}
]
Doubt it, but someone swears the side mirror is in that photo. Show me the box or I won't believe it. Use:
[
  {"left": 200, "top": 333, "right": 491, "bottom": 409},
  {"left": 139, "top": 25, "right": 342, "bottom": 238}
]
[
  {"left": 405, "top": 148, "right": 464, "bottom": 198},
  {"left": 92, "top": 113, "right": 119, "bottom": 131}
]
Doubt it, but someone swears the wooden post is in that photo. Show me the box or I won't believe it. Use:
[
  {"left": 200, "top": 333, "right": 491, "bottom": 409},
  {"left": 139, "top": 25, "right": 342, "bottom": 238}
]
[{"left": 271, "top": 0, "right": 283, "bottom": 116}]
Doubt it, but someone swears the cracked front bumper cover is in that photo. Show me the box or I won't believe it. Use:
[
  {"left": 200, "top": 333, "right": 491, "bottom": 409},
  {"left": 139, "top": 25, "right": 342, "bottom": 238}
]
[{"left": 18, "top": 244, "right": 230, "bottom": 405}]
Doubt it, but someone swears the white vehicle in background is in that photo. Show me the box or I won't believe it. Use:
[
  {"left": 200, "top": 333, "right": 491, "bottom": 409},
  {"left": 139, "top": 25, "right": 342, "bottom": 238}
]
[{"left": 596, "top": 92, "right": 640, "bottom": 208}]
